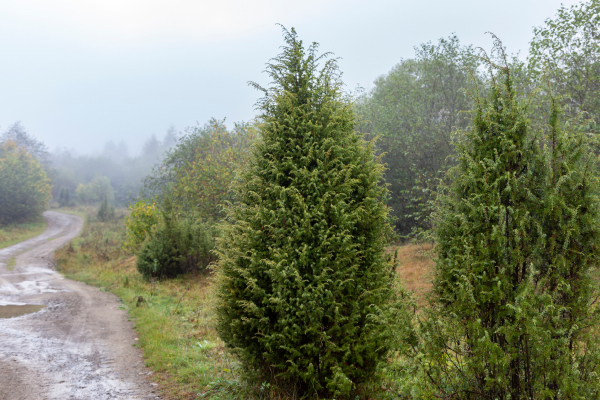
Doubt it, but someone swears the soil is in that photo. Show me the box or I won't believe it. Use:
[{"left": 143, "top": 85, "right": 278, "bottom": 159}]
[{"left": 0, "top": 211, "right": 159, "bottom": 399}]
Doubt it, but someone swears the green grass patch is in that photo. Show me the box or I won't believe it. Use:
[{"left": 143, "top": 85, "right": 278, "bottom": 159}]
[
  {"left": 0, "top": 216, "right": 48, "bottom": 249},
  {"left": 6, "top": 257, "right": 16, "bottom": 270}
]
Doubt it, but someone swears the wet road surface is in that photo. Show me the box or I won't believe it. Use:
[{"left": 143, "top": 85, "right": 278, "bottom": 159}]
[{"left": 0, "top": 211, "right": 159, "bottom": 399}]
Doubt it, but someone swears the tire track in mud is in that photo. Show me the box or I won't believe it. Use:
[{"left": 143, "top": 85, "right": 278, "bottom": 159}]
[{"left": 0, "top": 211, "right": 160, "bottom": 400}]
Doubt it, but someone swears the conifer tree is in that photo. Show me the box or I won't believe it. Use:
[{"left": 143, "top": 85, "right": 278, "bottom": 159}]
[
  {"left": 214, "top": 27, "right": 398, "bottom": 398},
  {"left": 415, "top": 40, "right": 600, "bottom": 399},
  {"left": 97, "top": 194, "right": 114, "bottom": 222}
]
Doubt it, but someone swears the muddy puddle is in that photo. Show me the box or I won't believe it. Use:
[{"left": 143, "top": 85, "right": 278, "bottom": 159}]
[{"left": 0, "top": 304, "right": 46, "bottom": 319}]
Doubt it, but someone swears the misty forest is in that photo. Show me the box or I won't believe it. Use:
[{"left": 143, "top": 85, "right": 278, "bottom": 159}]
[{"left": 1, "top": 1, "right": 600, "bottom": 399}]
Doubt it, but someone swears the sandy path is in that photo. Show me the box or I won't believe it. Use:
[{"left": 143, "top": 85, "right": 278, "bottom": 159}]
[{"left": 0, "top": 211, "right": 159, "bottom": 400}]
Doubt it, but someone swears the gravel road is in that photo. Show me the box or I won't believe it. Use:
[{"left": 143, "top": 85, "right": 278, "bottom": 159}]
[{"left": 0, "top": 211, "right": 158, "bottom": 400}]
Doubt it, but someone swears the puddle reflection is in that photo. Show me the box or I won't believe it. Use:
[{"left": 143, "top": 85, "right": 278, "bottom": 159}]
[{"left": 0, "top": 304, "right": 46, "bottom": 319}]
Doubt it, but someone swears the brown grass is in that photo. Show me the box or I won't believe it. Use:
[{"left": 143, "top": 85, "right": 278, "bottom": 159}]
[{"left": 390, "top": 243, "right": 435, "bottom": 307}]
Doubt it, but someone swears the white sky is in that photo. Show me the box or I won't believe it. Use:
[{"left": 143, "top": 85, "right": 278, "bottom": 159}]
[{"left": 0, "top": 0, "right": 583, "bottom": 154}]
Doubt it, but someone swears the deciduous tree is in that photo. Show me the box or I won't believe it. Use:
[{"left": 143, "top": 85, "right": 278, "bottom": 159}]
[{"left": 0, "top": 141, "right": 52, "bottom": 224}]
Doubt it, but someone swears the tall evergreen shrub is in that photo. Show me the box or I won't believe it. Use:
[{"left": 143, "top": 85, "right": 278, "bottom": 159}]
[
  {"left": 415, "top": 43, "right": 600, "bottom": 398},
  {"left": 214, "top": 27, "right": 398, "bottom": 398}
]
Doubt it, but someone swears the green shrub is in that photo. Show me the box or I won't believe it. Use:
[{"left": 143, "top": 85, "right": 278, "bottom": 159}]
[
  {"left": 136, "top": 210, "right": 214, "bottom": 279},
  {"left": 414, "top": 41, "right": 600, "bottom": 398},
  {"left": 214, "top": 27, "right": 402, "bottom": 398},
  {"left": 140, "top": 120, "right": 258, "bottom": 223},
  {"left": 124, "top": 200, "right": 159, "bottom": 253},
  {"left": 97, "top": 195, "right": 115, "bottom": 222},
  {"left": 76, "top": 175, "right": 114, "bottom": 205},
  {"left": 58, "top": 187, "right": 71, "bottom": 207}
]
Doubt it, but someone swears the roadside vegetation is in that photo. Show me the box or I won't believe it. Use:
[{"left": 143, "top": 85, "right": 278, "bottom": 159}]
[
  {"left": 54, "top": 206, "right": 435, "bottom": 399},
  {"left": 0, "top": 217, "right": 48, "bottom": 249},
  {"left": 0, "top": 140, "right": 52, "bottom": 225},
  {"left": 54, "top": 207, "right": 232, "bottom": 399}
]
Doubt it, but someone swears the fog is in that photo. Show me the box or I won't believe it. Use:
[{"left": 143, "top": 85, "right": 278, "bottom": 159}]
[{"left": 0, "top": 0, "right": 581, "bottom": 155}]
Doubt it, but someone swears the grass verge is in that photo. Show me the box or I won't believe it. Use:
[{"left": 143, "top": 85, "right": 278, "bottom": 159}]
[
  {"left": 54, "top": 209, "right": 236, "bottom": 400},
  {"left": 0, "top": 216, "right": 48, "bottom": 249}
]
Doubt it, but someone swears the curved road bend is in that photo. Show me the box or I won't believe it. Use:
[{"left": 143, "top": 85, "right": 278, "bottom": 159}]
[{"left": 0, "top": 211, "right": 158, "bottom": 400}]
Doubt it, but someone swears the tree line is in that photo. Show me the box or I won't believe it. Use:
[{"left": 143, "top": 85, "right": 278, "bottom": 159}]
[{"left": 0, "top": 122, "right": 178, "bottom": 224}]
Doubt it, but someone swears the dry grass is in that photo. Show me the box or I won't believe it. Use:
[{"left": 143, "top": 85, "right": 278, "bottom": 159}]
[{"left": 390, "top": 243, "right": 435, "bottom": 307}]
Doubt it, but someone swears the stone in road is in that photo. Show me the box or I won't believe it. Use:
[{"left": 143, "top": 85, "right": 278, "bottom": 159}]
[{"left": 0, "top": 211, "right": 158, "bottom": 399}]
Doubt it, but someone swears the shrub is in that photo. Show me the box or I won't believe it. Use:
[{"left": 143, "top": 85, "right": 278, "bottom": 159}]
[
  {"left": 123, "top": 200, "right": 159, "bottom": 253},
  {"left": 136, "top": 210, "right": 214, "bottom": 279},
  {"left": 415, "top": 40, "right": 600, "bottom": 398},
  {"left": 76, "top": 176, "right": 114, "bottom": 205},
  {"left": 58, "top": 187, "right": 72, "bottom": 207},
  {"left": 140, "top": 119, "right": 258, "bottom": 223},
  {"left": 97, "top": 195, "right": 115, "bottom": 222},
  {"left": 214, "top": 27, "right": 400, "bottom": 398}
]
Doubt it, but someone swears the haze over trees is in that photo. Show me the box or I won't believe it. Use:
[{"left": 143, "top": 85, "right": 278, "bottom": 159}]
[
  {"left": 355, "top": 35, "right": 481, "bottom": 236},
  {"left": 50, "top": 127, "right": 178, "bottom": 207},
  {"left": 1, "top": 122, "right": 50, "bottom": 167}
]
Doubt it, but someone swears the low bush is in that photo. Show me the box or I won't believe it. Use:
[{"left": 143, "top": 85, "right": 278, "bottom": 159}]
[{"left": 136, "top": 211, "right": 214, "bottom": 279}]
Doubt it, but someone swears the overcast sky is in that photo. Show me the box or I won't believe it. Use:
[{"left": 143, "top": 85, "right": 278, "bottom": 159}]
[{"left": 0, "top": 0, "right": 582, "bottom": 155}]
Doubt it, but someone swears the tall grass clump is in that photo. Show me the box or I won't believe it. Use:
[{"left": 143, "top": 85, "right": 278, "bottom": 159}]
[{"left": 213, "top": 27, "right": 407, "bottom": 399}]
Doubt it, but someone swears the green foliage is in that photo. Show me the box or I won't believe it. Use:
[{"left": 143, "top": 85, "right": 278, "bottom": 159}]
[
  {"left": 141, "top": 119, "right": 257, "bottom": 222},
  {"left": 529, "top": 0, "right": 600, "bottom": 124},
  {"left": 123, "top": 200, "right": 159, "bottom": 253},
  {"left": 356, "top": 35, "right": 481, "bottom": 236},
  {"left": 414, "top": 42, "right": 600, "bottom": 399},
  {"left": 0, "top": 141, "right": 52, "bottom": 224},
  {"left": 76, "top": 175, "right": 115, "bottom": 205},
  {"left": 97, "top": 195, "right": 115, "bottom": 222},
  {"left": 136, "top": 206, "right": 214, "bottom": 279},
  {"left": 215, "top": 27, "right": 402, "bottom": 398}
]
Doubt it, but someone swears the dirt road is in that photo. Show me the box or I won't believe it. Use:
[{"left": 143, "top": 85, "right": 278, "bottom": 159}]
[{"left": 0, "top": 211, "right": 158, "bottom": 400}]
